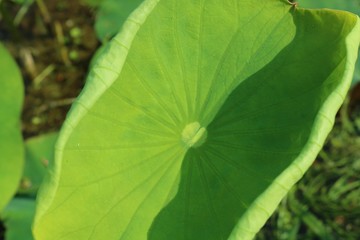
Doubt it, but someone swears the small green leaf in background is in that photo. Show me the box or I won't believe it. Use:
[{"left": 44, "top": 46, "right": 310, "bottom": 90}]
[
  {"left": 0, "top": 198, "right": 35, "bottom": 240},
  {"left": 0, "top": 132, "right": 58, "bottom": 240},
  {"left": 95, "top": 0, "right": 143, "bottom": 42},
  {"left": 80, "top": 0, "right": 105, "bottom": 7},
  {"left": 0, "top": 43, "right": 24, "bottom": 212},
  {"left": 299, "top": 0, "right": 360, "bottom": 86},
  {"left": 19, "top": 132, "right": 58, "bottom": 196}
]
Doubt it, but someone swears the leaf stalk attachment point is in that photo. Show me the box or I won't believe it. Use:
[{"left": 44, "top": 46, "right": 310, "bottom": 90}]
[{"left": 181, "top": 122, "right": 207, "bottom": 148}]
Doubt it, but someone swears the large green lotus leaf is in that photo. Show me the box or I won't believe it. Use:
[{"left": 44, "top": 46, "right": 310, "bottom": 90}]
[
  {"left": 299, "top": 0, "right": 360, "bottom": 85},
  {"left": 1, "top": 198, "right": 35, "bottom": 240},
  {"left": 18, "top": 132, "right": 58, "bottom": 196},
  {"left": 33, "top": 0, "right": 360, "bottom": 239},
  {"left": 0, "top": 43, "right": 24, "bottom": 212},
  {"left": 95, "top": 0, "right": 143, "bottom": 42}
]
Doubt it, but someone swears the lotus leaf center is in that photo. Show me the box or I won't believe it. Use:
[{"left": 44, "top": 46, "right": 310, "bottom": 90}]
[{"left": 181, "top": 122, "right": 207, "bottom": 148}]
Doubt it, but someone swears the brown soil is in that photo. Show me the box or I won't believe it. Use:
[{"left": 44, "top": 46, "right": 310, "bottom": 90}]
[{"left": 0, "top": 0, "right": 99, "bottom": 138}]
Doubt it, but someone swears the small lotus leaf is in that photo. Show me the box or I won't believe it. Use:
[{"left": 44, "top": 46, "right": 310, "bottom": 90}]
[
  {"left": 0, "top": 43, "right": 24, "bottom": 212},
  {"left": 18, "top": 132, "right": 58, "bottom": 196},
  {"left": 1, "top": 198, "right": 35, "bottom": 240}
]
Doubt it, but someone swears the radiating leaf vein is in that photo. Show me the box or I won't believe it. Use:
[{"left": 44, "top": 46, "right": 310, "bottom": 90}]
[
  {"left": 174, "top": 0, "right": 191, "bottom": 120},
  {"left": 197, "top": 156, "right": 224, "bottom": 239},
  {"left": 109, "top": 87, "right": 177, "bottom": 133},
  {"left": 148, "top": 15, "right": 186, "bottom": 119},
  {"left": 87, "top": 110, "right": 175, "bottom": 139},
  {"left": 127, "top": 59, "right": 180, "bottom": 126},
  {"left": 119, "top": 150, "right": 182, "bottom": 240},
  {"left": 88, "top": 148, "right": 183, "bottom": 239},
  {"left": 194, "top": 0, "right": 206, "bottom": 119},
  {"left": 199, "top": 4, "right": 267, "bottom": 121},
  {"left": 202, "top": 151, "right": 249, "bottom": 209}
]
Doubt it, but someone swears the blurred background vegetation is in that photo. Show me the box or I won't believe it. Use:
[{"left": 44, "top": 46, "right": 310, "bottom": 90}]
[{"left": 0, "top": 0, "right": 359, "bottom": 239}]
